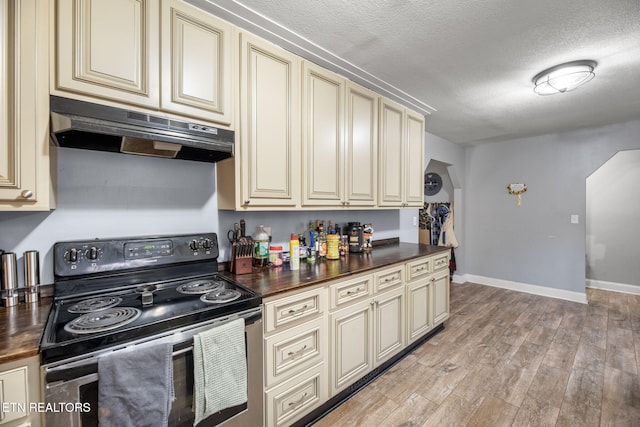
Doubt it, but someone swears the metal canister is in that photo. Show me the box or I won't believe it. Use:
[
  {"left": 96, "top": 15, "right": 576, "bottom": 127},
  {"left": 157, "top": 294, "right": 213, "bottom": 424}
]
[
  {"left": 347, "top": 222, "right": 363, "bottom": 253},
  {"left": 2, "top": 252, "right": 19, "bottom": 307},
  {"left": 24, "top": 250, "right": 40, "bottom": 303}
]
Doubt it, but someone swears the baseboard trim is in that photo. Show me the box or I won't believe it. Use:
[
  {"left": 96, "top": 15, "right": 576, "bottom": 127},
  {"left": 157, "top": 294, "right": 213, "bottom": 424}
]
[
  {"left": 586, "top": 279, "right": 640, "bottom": 296},
  {"left": 457, "top": 274, "right": 588, "bottom": 304}
]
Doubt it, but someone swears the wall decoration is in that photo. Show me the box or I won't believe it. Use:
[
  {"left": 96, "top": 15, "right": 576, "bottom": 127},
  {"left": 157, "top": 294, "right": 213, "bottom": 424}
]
[
  {"left": 424, "top": 173, "right": 442, "bottom": 196},
  {"left": 507, "top": 183, "right": 527, "bottom": 206}
]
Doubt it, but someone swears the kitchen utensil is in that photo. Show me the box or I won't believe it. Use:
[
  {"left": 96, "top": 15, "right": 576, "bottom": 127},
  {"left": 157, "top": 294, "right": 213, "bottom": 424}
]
[
  {"left": 2, "top": 252, "right": 19, "bottom": 307},
  {"left": 24, "top": 250, "right": 40, "bottom": 303}
]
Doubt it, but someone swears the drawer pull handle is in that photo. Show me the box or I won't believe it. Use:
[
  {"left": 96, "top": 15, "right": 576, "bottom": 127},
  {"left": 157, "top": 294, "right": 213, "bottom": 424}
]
[
  {"left": 287, "top": 345, "right": 308, "bottom": 358},
  {"left": 287, "top": 304, "right": 309, "bottom": 317},
  {"left": 345, "top": 288, "right": 361, "bottom": 296},
  {"left": 416, "top": 266, "right": 425, "bottom": 272},
  {"left": 288, "top": 392, "right": 308, "bottom": 408}
]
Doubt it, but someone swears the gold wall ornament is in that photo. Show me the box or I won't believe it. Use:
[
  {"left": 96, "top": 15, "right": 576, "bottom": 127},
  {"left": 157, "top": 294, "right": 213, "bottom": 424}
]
[{"left": 507, "top": 183, "right": 527, "bottom": 207}]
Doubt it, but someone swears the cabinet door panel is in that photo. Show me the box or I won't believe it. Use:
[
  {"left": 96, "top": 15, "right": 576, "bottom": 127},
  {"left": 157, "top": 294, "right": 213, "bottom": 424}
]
[
  {"left": 378, "top": 98, "right": 404, "bottom": 206},
  {"left": 406, "top": 278, "right": 431, "bottom": 344},
  {"left": 330, "top": 301, "right": 371, "bottom": 395},
  {"left": 374, "top": 287, "right": 404, "bottom": 366},
  {"left": 432, "top": 269, "right": 450, "bottom": 325},
  {"left": 302, "top": 63, "right": 344, "bottom": 206},
  {"left": 345, "top": 82, "right": 377, "bottom": 206},
  {"left": 55, "top": 0, "right": 159, "bottom": 107},
  {"left": 240, "top": 33, "right": 299, "bottom": 206},
  {"left": 405, "top": 110, "right": 425, "bottom": 206},
  {"left": 161, "top": 0, "right": 233, "bottom": 125}
]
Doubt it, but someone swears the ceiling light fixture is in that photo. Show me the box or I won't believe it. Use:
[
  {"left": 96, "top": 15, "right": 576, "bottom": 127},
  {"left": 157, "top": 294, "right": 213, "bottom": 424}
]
[{"left": 532, "top": 60, "right": 597, "bottom": 95}]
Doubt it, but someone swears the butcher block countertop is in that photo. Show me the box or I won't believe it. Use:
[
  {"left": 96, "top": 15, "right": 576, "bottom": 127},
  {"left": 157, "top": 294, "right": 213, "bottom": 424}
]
[
  {"left": 0, "top": 243, "right": 448, "bottom": 364},
  {"left": 0, "top": 297, "right": 51, "bottom": 364},
  {"left": 224, "top": 243, "right": 450, "bottom": 298}
]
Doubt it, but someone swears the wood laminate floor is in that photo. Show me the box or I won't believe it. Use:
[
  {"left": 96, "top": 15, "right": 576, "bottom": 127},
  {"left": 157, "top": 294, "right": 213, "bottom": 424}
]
[{"left": 313, "top": 282, "right": 640, "bottom": 426}]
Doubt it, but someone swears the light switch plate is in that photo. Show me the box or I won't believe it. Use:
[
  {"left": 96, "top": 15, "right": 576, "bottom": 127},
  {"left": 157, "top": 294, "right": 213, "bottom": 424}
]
[{"left": 570, "top": 214, "right": 579, "bottom": 224}]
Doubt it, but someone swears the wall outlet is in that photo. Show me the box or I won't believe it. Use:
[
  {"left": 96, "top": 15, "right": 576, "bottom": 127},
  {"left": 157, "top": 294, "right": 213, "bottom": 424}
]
[
  {"left": 412, "top": 216, "right": 417, "bottom": 226},
  {"left": 570, "top": 214, "right": 579, "bottom": 224}
]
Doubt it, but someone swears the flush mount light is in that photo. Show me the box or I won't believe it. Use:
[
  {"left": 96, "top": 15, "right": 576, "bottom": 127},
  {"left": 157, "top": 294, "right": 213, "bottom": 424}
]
[{"left": 533, "top": 60, "right": 597, "bottom": 95}]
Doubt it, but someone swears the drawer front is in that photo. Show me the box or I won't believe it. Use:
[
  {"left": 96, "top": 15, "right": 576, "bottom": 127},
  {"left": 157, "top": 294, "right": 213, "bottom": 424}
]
[
  {"left": 433, "top": 252, "right": 450, "bottom": 271},
  {"left": 373, "top": 265, "right": 404, "bottom": 293},
  {"left": 329, "top": 274, "right": 372, "bottom": 310},
  {"left": 265, "top": 318, "right": 324, "bottom": 388},
  {"left": 265, "top": 364, "right": 326, "bottom": 427},
  {"left": 406, "top": 257, "right": 432, "bottom": 280},
  {"left": 265, "top": 287, "right": 325, "bottom": 333}
]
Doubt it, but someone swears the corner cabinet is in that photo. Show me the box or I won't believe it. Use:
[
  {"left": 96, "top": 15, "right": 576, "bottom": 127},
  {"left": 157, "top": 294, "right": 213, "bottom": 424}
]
[
  {"left": 0, "top": 0, "right": 53, "bottom": 211},
  {"left": 52, "top": 0, "right": 235, "bottom": 127},
  {"left": 378, "top": 98, "right": 425, "bottom": 208},
  {"left": 217, "top": 32, "right": 300, "bottom": 210}
]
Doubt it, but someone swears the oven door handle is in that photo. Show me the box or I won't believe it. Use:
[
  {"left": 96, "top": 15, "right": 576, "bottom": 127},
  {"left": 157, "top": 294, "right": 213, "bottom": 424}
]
[{"left": 44, "top": 307, "right": 262, "bottom": 374}]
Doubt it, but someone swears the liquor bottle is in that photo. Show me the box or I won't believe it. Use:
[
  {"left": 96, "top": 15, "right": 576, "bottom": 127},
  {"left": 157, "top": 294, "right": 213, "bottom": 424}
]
[{"left": 253, "top": 225, "right": 269, "bottom": 267}]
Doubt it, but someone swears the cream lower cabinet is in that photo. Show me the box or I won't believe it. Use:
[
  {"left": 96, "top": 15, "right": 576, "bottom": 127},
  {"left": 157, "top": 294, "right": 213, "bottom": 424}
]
[
  {"left": 52, "top": 0, "right": 234, "bottom": 126},
  {"left": 406, "top": 252, "right": 450, "bottom": 344},
  {"left": 263, "top": 287, "right": 327, "bottom": 427},
  {"left": 217, "top": 32, "right": 300, "bottom": 210},
  {"left": 328, "top": 271, "right": 404, "bottom": 396},
  {"left": 0, "top": 356, "right": 41, "bottom": 427},
  {"left": 0, "top": 0, "right": 52, "bottom": 211}
]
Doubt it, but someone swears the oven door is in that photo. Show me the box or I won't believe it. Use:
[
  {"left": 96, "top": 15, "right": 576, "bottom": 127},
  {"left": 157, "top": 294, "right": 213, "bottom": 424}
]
[{"left": 42, "top": 308, "right": 263, "bottom": 427}]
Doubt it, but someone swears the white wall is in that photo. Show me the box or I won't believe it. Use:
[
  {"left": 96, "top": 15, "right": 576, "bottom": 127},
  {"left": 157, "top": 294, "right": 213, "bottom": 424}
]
[
  {"left": 464, "top": 119, "right": 640, "bottom": 296},
  {"left": 586, "top": 149, "right": 640, "bottom": 290},
  {"left": 0, "top": 147, "right": 403, "bottom": 287}
]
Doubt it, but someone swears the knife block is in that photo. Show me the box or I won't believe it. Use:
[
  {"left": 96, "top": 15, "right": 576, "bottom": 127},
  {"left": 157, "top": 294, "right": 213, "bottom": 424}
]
[{"left": 233, "top": 256, "right": 252, "bottom": 275}]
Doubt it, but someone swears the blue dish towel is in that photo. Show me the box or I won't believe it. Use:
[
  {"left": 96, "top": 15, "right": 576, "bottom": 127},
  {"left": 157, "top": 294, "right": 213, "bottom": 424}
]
[
  {"left": 193, "top": 318, "right": 247, "bottom": 426},
  {"left": 98, "top": 342, "right": 175, "bottom": 427}
]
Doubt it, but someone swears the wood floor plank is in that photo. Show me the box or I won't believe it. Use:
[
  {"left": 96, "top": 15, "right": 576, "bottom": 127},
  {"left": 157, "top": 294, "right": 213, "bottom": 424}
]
[
  {"left": 466, "top": 396, "right": 518, "bottom": 427},
  {"left": 525, "top": 363, "right": 571, "bottom": 406},
  {"left": 606, "top": 346, "right": 638, "bottom": 374},
  {"left": 511, "top": 395, "right": 560, "bottom": 427},
  {"left": 378, "top": 392, "right": 439, "bottom": 427},
  {"left": 574, "top": 339, "right": 607, "bottom": 372},
  {"left": 541, "top": 340, "right": 579, "bottom": 372},
  {"left": 556, "top": 401, "right": 601, "bottom": 427},
  {"left": 562, "top": 367, "right": 604, "bottom": 411},
  {"left": 602, "top": 365, "right": 640, "bottom": 408},
  {"left": 414, "top": 361, "right": 471, "bottom": 405},
  {"left": 420, "top": 393, "right": 483, "bottom": 427},
  {"left": 490, "top": 364, "right": 537, "bottom": 407}
]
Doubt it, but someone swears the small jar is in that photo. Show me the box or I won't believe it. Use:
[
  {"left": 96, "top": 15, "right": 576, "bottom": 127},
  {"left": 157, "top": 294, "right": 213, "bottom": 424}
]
[
  {"left": 327, "top": 234, "right": 339, "bottom": 260},
  {"left": 269, "top": 245, "right": 283, "bottom": 266}
]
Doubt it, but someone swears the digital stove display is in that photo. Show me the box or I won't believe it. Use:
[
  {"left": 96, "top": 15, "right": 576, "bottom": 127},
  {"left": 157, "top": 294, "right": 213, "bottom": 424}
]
[{"left": 124, "top": 239, "right": 173, "bottom": 259}]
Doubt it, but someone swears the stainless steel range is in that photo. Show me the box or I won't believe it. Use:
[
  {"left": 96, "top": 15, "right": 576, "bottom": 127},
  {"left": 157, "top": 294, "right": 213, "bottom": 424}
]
[{"left": 40, "top": 233, "right": 262, "bottom": 427}]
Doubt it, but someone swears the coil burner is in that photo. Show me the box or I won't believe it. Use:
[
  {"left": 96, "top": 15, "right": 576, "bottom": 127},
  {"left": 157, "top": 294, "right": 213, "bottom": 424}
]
[
  {"left": 67, "top": 296, "right": 123, "bottom": 313},
  {"left": 64, "top": 307, "right": 141, "bottom": 335},
  {"left": 200, "top": 289, "right": 241, "bottom": 304},
  {"left": 176, "top": 280, "right": 225, "bottom": 295}
]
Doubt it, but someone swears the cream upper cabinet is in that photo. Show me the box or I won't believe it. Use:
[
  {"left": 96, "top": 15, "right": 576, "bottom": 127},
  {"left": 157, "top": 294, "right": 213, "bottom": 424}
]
[
  {"left": 344, "top": 81, "right": 378, "bottom": 207},
  {"left": 301, "top": 62, "right": 345, "bottom": 207},
  {"left": 378, "top": 97, "right": 425, "bottom": 207},
  {"left": 53, "top": 0, "right": 160, "bottom": 107},
  {"left": 160, "top": 0, "right": 234, "bottom": 125},
  {"left": 301, "top": 66, "right": 378, "bottom": 208},
  {"left": 53, "top": 0, "right": 234, "bottom": 126},
  {"left": 405, "top": 109, "right": 425, "bottom": 206},
  {"left": 219, "top": 32, "right": 300, "bottom": 209},
  {"left": 0, "top": 0, "right": 52, "bottom": 211}
]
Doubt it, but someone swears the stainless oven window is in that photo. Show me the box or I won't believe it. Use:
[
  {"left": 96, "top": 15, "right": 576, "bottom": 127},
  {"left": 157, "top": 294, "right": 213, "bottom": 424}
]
[{"left": 42, "top": 308, "right": 263, "bottom": 427}]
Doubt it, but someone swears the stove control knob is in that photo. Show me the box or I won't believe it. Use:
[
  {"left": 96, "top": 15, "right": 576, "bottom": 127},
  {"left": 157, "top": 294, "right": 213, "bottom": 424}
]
[
  {"left": 202, "top": 238, "right": 212, "bottom": 250},
  {"left": 189, "top": 240, "right": 200, "bottom": 251},
  {"left": 68, "top": 248, "right": 78, "bottom": 263},
  {"left": 87, "top": 246, "right": 99, "bottom": 260}
]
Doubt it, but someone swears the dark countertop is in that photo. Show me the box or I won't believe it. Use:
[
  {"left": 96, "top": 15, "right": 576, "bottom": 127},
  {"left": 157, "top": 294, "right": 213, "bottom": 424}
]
[
  {"left": 0, "top": 243, "right": 448, "bottom": 364},
  {"left": 223, "top": 243, "right": 449, "bottom": 298},
  {"left": 0, "top": 298, "right": 51, "bottom": 364}
]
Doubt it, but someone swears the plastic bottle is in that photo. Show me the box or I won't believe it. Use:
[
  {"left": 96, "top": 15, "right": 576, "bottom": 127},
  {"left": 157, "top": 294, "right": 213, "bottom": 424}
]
[
  {"left": 290, "top": 234, "right": 300, "bottom": 270},
  {"left": 317, "top": 221, "right": 327, "bottom": 259},
  {"left": 253, "top": 225, "right": 270, "bottom": 267}
]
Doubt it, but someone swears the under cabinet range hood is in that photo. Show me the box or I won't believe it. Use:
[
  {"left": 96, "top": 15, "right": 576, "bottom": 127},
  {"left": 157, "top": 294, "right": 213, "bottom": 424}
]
[{"left": 49, "top": 96, "right": 234, "bottom": 163}]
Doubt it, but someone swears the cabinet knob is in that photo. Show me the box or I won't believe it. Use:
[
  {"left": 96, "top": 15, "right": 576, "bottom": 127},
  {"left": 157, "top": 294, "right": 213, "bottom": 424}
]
[
  {"left": 21, "top": 189, "right": 33, "bottom": 198},
  {"left": 243, "top": 200, "right": 250, "bottom": 205}
]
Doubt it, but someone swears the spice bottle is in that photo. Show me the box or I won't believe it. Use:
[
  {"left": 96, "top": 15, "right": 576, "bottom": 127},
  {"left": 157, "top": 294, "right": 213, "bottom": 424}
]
[{"left": 290, "top": 234, "right": 300, "bottom": 270}]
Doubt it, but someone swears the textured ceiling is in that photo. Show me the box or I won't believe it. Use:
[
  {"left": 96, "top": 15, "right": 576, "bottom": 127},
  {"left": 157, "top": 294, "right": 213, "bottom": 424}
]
[{"left": 188, "top": 0, "right": 640, "bottom": 144}]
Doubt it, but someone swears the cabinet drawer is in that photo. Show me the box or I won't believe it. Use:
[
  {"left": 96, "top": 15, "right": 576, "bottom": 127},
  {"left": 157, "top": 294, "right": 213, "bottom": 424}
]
[
  {"left": 406, "top": 257, "right": 432, "bottom": 280},
  {"left": 373, "top": 265, "right": 404, "bottom": 293},
  {"left": 265, "top": 318, "right": 324, "bottom": 388},
  {"left": 265, "top": 364, "right": 326, "bottom": 427},
  {"left": 433, "top": 252, "right": 450, "bottom": 271},
  {"left": 0, "top": 366, "right": 29, "bottom": 424},
  {"left": 329, "top": 274, "right": 372, "bottom": 310},
  {"left": 264, "top": 287, "right": 325, "bottom": 333}
]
